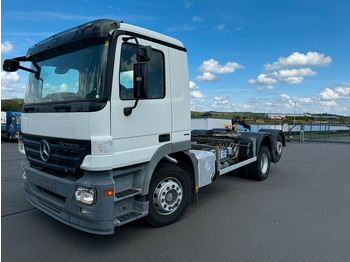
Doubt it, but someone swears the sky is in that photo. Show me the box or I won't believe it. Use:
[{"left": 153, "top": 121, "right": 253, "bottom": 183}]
[{"left": 1, "top": 0, "right": 350, "bottom": 115}]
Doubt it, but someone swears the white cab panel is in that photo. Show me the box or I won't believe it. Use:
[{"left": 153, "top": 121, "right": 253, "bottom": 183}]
[
  {"left": 110, "top": 35, "right": 172, "bottom": 167},
  {"left": 169, "top": 47, "right": 191, "bottom": 143},
  {"left": 21, "top": 102, "right": 111, "bottom": 140}
]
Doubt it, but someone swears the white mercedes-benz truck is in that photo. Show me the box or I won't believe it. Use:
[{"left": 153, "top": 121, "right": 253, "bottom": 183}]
[{"left": 3, "top": 19, "right": 285, "bottom": 235}]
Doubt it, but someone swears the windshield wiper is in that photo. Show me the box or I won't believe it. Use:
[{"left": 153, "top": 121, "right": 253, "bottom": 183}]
[
  {"left": 54, "top": 105, "right": 71, "bottom": 112},
  {"left": 23, "top": 106, "right": 36, "bottom": 112}
]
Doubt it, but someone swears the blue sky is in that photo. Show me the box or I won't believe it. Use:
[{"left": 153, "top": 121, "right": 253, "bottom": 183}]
[{"left": 1, "top": 0, "right": 350, "bottom": 115}]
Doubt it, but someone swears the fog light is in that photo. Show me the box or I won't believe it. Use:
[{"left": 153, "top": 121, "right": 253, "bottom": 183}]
[
  {"left": 75, "top": 187, "right": 96, "bottom": 205},
  {"left": 81, "top": 208, "right": 93, "bottom": 215},
  {"left": 22, "top": 167, "right": 27, "bottom": 181}
]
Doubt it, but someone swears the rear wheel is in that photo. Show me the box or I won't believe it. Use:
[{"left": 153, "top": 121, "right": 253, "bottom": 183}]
[
  {"left": 273, "top": 134, "right": 283, "bottom": 163},
  {"left": 146, "top": 164, "right": 191, "bottom": 227},
  {"left": 247, "top": 146, "right": 271, "bottom": 181}
]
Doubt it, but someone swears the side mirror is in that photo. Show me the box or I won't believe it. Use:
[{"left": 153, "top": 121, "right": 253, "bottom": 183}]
[
  {"left": 139, "top": 46, "right": 152, "bottom": 62},
  {"left": 3, "top": 59, "right": 20, "bottom": 72},
  {"left": 133, "top": 62, "right": 148, "bottom": 99}
]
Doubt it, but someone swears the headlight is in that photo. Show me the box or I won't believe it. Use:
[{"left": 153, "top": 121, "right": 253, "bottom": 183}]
[
  {"left": 18, "top": 131, "right": 25, "bottom": 155},
  {"left": 75, "top": 187, "right": 96, "bottom": 205}
]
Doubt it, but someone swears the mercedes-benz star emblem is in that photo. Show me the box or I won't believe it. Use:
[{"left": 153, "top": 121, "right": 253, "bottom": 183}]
[{"left": 40, "top": 140, "right": 51, "bottom": 162}]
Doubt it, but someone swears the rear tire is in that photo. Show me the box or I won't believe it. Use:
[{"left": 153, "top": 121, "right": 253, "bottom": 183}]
[
  {"left": 146, "top": 164, "right": 191, "bottom": 227},
  {"left": 247, "top": 146, "right": 271, "bottom": 181},
  {"left": 273, "top": 134, "right": 283, "bottom": 163}
]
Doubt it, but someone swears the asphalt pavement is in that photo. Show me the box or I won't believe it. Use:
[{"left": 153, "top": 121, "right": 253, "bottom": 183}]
[{"left": 1, "top": 141, "right": 350, "bottom": 262}]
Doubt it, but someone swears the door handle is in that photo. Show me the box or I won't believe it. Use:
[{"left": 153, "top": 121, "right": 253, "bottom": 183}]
[{"left": 159, "top": 134, "right": 170, "bottom": 143}]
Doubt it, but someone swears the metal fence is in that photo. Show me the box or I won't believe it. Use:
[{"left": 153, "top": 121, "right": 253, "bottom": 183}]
[{"left": 285, "top": 123, "right": 350, "bottom": 143}]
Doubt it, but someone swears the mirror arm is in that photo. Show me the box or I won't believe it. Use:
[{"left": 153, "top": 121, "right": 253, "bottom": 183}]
[
  {"left": 122, "top": 36, "right": 142, "bottom": 116},
  {"left": 123, "top": 98, "right": 139, "bottom": 116},
  {"left": 18, "top": 65, "right": 36, "bottom": 74}
]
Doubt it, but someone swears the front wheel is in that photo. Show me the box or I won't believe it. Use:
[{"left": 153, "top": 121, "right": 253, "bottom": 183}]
[
  {"left": 146, "top": 164, "right": 191, "bottom": 227},
  {"left": 247, "top": 146, "right": 271, "bottom": 181}
]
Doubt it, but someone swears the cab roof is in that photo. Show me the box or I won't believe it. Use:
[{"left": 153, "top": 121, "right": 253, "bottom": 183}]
[{"left": 26, "top": 19, "right": 185, "bottom": 57}]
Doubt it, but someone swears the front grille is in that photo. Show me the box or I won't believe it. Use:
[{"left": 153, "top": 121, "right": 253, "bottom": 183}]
[{"left": 23, "top": 134, "right": 91, "bottom": 178}]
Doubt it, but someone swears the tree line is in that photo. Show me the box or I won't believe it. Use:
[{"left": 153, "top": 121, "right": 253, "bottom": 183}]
[
  {"left": 191, "top": 111, "right": 350, "bottom": 124},
  {"left": 1, "top": 99, "right": 24, "bottom": 112}
]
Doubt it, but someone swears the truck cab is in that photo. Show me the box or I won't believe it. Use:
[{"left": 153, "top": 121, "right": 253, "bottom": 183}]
[
  {"left": 4, "top": 19, "right": 193, "bottom": 234},
  {"left": 3, "top": 19, "right": 284, "bottom": 235},
  {"left": 1, "top": 111, "right": 21, "bottom": 142}
]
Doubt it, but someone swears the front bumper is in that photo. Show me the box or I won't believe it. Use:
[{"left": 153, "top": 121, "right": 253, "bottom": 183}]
[{"left": 21, "top": 160, "right": 116, "bottom": 235}]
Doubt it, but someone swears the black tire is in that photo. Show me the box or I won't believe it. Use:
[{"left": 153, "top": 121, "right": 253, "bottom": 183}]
[
  {"left": 146, "top": 163, "right": 191, "bottom": 227},
  {"left": 273, "top": 134, "right": 283, "bottom": 163},
  {"left": 247, "top": 146, "right": 271, "bottom": 181}
]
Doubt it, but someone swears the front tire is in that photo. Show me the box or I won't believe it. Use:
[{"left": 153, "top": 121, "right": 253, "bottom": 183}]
[
  {"left": 247, "top": 146, "right": 271, "bottom": 181},
  {"left": 146, "top": 164, "right": 191, "bottom": 227}
]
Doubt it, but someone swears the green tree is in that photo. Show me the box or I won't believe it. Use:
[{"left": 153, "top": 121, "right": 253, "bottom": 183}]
[{"left": 1, "top": 99, "right": 24, "bottom": 112}]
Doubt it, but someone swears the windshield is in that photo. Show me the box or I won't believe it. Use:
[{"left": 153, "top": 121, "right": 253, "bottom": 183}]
[
  {"left": 25, "top": 38, "right": 109, "bottom": 104},
  {"left": 16, "top": 115, "right": 21, "bottom": 126}
]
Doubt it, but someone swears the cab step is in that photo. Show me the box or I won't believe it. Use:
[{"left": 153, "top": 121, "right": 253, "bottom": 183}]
[
  {"left": 115, "top": 210, "right": 148, "bottom": 226},
  {"left": 115, "top": 188, "right": 142, "bottom": 201}
]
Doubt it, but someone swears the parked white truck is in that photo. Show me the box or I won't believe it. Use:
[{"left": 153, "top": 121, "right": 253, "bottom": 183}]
[{"left": 3, "top": 19, "right": 285, "bottom": 235}]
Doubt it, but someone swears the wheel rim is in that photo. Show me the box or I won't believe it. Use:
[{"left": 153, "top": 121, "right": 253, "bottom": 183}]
[
  {"left": 260, "top": 153, "right": 269, "bottom": 174},
  {"left": 153, "top": 177, "right": 183, "bottom": 215},
  {"left": 275, "top": 141, "right": 283, "bottom": 156}
]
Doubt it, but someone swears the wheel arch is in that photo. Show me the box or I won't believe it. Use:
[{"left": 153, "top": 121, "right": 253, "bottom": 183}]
[{"left": 141, "top": 143, "right": 197, "bottom": 196}]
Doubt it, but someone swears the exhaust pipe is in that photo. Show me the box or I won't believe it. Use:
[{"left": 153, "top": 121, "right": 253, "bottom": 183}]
[{"left": 211, "top": 173, "right": 217, "bottom": 182}]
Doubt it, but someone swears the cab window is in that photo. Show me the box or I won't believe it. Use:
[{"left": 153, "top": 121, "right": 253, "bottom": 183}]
[{"left": 119, "top": 43, "right": 165, "bottom": 100}]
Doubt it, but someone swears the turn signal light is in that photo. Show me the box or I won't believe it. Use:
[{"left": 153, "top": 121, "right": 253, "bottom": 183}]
[{"left": 104, "top": 190, "right": 114, "bottom": 197}]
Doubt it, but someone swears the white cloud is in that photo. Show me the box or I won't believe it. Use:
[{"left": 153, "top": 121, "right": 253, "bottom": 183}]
[
  {"left": 216, "top": 24, "right": 225, "bottom": 31},
  {"left": 277, "top": 68, "right": 317, "bottom": 84},
  {"left": 335, "top": 87, "right": 350, "bottom": 96},
  {"left": 264, "top": 51, "right": 332, "bottom": 71},
  {"left": 198, "top": 59, "right": 244, "bottom": 74},
  {"left": 190, "top": 90, "right": 206, "bottom": 99},
  {"left": 249, "top": 73, "right": 276, "bottom": 90},
  {"left": 278, "top": 94, "right": 290, "bottom": 101},
  {"left": 194, "top": 72, "right": 220, "bottom": 82},
  {"left": 212, "top": 96, "right": 232, "bottom": 110},
  {"left": 257, "top": 85, "right": 275, "bottom": 92},
  {"left": 334, "top": 83, "right": 350, "bottom": 97},
  {"left": 184, "top": 1, "right": 193, "bottom": 8},
  {"left": 298, "top": 97, "right": 313, "bottom": 103},
  {"left": 1, "top": 41, "right": 14, "bottom": 54},
  {"left": 320, "top": 100, "right": 337, "bottom": 107},
  {"left": 239, "top": 104, "right": 252, "bottom": 110},
  {"left": 192, "top": 16, "right": 202, "bottom": 22},
  {"left": 319, "top": 88, "right": 339, "bottom": 100},
  {"left": 189, "top": 81, "right": 199, "bottom": 89},
  {"left": 59, "top": 83, "right": 68, "bottom": 92},
  {"left": 249, "top": 73, "right": 276, "bottom": 85},
  {"left": 1, "top": 72, "right": 26, "bottom": 98},
  {"left": 249, "top": 68, "right": 317, "bottom": 90},
  {"left": 1, "top": 72, "right": 20, "bottom": 85}
]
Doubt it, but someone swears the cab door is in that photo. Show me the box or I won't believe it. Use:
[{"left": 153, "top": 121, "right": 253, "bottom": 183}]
[{"left": 110, "top": 35, "right": 171, "bottom": 168}]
